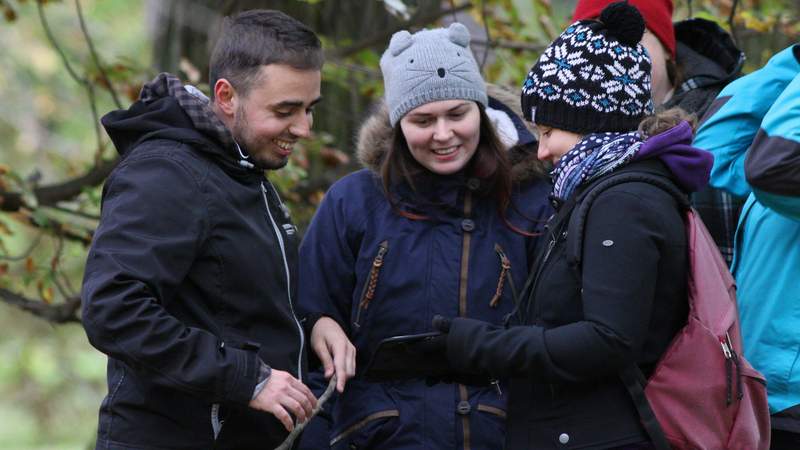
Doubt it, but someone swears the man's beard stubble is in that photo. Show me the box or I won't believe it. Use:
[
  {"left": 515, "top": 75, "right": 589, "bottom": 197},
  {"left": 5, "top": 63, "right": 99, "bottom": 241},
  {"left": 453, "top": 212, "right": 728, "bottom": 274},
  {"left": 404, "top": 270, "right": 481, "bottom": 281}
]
[{"left": 231, "top": 108, "right": 289, "bottom": 171}]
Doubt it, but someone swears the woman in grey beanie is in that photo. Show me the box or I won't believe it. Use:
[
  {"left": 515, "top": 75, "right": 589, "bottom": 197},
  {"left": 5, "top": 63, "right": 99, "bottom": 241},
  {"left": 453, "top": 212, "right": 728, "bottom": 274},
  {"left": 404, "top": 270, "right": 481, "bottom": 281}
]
[{"left": 296, "top": 23, "right": 551, "bottom": 450}]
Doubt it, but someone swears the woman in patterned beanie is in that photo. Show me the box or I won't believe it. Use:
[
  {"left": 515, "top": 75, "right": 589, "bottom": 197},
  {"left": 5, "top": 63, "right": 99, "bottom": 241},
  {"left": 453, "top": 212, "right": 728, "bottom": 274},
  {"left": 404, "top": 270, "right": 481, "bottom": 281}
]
[
  {"left": 437, "top": 2, "right": 714, "bottom": 449},
  {"left": 296, "top": 22, "right": 552, "bottom": 449}
]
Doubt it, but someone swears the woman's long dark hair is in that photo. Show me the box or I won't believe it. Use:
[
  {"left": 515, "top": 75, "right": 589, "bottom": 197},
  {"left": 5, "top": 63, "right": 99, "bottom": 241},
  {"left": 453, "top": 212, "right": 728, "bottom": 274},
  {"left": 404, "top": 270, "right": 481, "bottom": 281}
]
[{"left": 379, "top": 104, "right": 535, "bottom": 236}]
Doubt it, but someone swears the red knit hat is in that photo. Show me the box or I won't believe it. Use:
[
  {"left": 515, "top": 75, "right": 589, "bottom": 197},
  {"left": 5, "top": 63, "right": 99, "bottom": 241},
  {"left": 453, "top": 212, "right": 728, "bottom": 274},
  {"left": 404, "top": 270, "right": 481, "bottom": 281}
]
[{"left": 572, "top": 0, "right": 675, "bottom": 58}]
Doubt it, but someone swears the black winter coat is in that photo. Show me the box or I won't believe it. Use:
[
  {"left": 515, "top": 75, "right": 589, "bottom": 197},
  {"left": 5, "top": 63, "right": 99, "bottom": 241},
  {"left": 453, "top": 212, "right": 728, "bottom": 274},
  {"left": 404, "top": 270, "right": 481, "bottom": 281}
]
[
  {"left": 82, "top": 94, "right": 305, "bottom": 449},
  {"left": 446, "top": 161, "right": 690, "bottom": 449}
]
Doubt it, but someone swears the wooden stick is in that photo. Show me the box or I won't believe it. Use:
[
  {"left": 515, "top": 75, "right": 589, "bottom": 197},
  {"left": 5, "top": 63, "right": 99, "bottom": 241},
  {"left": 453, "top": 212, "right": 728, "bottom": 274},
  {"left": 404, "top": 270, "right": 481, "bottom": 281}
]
[{"left": 274, "top": 374, "right": 338, "bottom": 450}]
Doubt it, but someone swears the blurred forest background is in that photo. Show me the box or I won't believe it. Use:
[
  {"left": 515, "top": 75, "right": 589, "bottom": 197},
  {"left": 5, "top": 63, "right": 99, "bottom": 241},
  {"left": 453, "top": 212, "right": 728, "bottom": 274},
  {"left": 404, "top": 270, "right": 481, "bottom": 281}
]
[{"left": 0, "top": 0, "right": 798, "bottom": 448}]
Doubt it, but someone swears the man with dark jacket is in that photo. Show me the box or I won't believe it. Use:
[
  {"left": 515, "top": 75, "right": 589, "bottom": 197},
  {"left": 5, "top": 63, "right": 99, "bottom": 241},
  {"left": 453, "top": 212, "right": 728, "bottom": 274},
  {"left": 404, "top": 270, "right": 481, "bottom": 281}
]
[
  {"left": 81, "top": 10, "right": 323, "bottom": 449},
  {"left": 572, "top": 0, "right": 746, "bottom": 265}
]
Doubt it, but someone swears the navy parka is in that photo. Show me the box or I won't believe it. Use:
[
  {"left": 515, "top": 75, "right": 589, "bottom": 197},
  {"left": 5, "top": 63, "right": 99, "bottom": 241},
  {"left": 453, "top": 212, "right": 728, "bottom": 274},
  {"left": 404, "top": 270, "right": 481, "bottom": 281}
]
[{"left": 296, "top": 96, "right": 552, "bottom": 449}]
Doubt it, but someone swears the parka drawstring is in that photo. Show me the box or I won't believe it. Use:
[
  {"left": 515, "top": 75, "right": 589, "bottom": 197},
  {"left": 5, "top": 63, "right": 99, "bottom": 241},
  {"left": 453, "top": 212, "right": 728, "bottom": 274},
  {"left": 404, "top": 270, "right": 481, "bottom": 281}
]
[
  {"left": 360, "top": 240, "right": 389, "bottom": 310},
  {"left": 490, "top": 245, "right": 512, "bottom": 308}
]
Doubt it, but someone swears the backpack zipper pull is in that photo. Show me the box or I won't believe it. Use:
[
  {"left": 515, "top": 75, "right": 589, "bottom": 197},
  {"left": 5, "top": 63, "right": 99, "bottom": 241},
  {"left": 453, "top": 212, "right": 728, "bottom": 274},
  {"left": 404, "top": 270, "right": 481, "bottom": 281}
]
[
  {"left": 720, "top": 337, "right": 732, "bottom": 359},
  {"left": 721, "top": 335, "right": 733, "bottom": 406},
  {"left": 725, "top": 332, "right": 745, "bottom": 402}
]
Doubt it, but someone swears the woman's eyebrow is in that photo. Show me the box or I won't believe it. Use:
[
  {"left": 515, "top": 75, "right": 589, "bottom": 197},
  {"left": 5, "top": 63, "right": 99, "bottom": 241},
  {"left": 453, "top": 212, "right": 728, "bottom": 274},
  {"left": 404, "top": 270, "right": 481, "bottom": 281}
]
[{"left": 448, "top": 102, "right": 470, "bottom": 112}]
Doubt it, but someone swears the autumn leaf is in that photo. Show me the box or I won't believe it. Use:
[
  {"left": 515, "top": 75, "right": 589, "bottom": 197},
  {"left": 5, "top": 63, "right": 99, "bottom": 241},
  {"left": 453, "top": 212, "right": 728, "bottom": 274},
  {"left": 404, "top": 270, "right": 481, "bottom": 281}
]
[
  {"left": 125, "top": 83, "right": 143, "bottom": 102},
  {"left": 0, "top": 220, "right": 12, "bottom": 236},
  {"left": 43, "top": 287, "right": 54, "bottom": 304},
  {"left": 25, "top": 257, "right": 35, "bottom": 274},
  {"left": 3, "top": 5, "right": 17, "bottom": 22},
  {"left": 37, "top": 280, "right": 54, "bottom": 304}
]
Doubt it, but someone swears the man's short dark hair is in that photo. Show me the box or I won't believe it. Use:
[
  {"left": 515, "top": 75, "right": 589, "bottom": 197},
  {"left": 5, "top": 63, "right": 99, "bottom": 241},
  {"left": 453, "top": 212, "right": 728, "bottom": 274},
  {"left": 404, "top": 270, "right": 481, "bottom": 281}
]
[{"left": 209, "top": 9, "right": 323, "bottom": 98}]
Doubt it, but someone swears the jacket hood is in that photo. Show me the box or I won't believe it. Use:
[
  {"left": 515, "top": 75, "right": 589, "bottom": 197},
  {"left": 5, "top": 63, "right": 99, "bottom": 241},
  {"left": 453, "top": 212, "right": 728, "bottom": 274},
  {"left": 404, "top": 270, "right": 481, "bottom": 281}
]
[
  {"left": 101, "top": 74, "right": 259, "bottom": 177},
  {"left": 356, "top": 83, "right": 547, "bottom": 183},
  {"left": 102, "top": 96, "right": 214, "bottom": 158},
  {"left": 672, "top": 18, "right": 744, "bottom": 92},
  {"left": 634, "top": 121, "right": 713, "bottom": 192}
]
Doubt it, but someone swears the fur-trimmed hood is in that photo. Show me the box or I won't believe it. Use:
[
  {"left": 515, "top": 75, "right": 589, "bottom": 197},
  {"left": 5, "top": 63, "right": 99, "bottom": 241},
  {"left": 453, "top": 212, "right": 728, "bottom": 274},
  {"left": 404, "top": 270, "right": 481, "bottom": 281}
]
[{"left": 356, "top": 84, "right": 547, "bottom": 183}]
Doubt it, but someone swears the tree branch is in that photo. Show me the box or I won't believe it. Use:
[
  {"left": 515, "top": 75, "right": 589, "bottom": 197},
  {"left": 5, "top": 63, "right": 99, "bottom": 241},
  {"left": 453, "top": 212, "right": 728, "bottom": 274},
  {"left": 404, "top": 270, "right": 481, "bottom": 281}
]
[
  {"left": 38, "top": 0, "right": 113, "bottom": 158},
  {"left": 37, "top": 0, "right": 86, "bottom": 85},
  {"left": 728, "top": 0, "right": 740, "bottom": 44},
  {"left": 0, "top": 230, "right": 44, "bottom": 261},
  {"left": 327, "top": 2, "right": 473, "bottom": 59},
  {"left": 471, "top": 38, "right": 546, "bottom": 53},
  {"left": 75, "top": 0, "right": 123, "bottom": 109},
  {"left": 0, "top": 287, "right": 81, "bottom": 323},
  {"left": 17, "top": 213, "right": 94, "bottom": 246},
  {"left": 33, "top": 158, "right": 118, "bottom": 207},
  {"left": 479, "top": 0, "right": 491, "bottom": 69},
  {"left": 0, "top": 190, "right": 23, "bottom": 212},
  {"left": 45, "top": 204, "right": 101, "bottom": 221}
]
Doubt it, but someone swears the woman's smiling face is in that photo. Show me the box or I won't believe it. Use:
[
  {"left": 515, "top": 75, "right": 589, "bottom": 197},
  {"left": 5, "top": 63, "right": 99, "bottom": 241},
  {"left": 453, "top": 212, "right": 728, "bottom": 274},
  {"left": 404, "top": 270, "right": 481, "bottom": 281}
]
[{"left": 399, "top": 100, "right": 481, "bottom": 175}]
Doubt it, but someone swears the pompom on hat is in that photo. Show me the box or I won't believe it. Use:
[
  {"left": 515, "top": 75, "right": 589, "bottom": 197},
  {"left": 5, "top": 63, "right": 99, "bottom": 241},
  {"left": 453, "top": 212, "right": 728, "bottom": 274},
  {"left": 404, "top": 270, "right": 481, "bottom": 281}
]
[
  {"left": 380, "top": 23, "right": 488, "bottom": 127},
  {"left": 521, "top": 1, "right": 653, "bottom": 135},
  {"left": 572, "top": 0, "right": 676, "bottom": 59}
]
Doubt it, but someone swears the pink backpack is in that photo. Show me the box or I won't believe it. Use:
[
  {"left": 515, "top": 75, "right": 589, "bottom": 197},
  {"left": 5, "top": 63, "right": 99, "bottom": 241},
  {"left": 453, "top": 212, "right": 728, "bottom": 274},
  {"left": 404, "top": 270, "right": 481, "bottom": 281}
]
[{"left": 569, "top": 171, "right": 771, "bottom": 450}]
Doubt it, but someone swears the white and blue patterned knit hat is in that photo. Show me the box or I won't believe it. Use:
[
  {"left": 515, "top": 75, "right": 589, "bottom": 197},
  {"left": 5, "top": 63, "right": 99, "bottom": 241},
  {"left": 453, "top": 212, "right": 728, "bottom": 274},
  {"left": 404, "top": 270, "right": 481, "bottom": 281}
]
[
  {"left": 521, "top": 1, "right": 654, "bottom": 134},
  {"left": 380, "top": 23, "right": 488, "bottom": 127}
]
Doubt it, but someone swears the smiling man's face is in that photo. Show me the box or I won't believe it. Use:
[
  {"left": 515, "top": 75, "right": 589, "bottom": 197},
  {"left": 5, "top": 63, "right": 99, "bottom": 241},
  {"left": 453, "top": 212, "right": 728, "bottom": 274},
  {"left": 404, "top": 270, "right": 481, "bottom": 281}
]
[{"left": 226, "top": 64, "right": 322, "bottom": 169}]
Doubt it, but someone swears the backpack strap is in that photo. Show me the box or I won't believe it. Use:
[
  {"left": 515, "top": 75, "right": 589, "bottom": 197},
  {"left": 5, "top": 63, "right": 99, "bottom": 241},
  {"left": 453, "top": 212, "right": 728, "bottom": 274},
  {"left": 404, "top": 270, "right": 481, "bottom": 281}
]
[
  {"left": 619, "top": 366, "right": 672, "bottom": 450},
  {"left": 565, "top": 168, "right": 691, "bottom": 450},
  {"left": 566, "top": 170, "right": 691, "bottom": 272}
]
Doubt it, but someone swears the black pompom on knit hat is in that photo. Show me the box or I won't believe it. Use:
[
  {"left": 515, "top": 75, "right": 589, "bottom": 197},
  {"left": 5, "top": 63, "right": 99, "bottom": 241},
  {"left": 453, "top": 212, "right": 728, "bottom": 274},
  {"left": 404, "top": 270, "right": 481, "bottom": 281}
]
[{"left": 521, "top": 1, "right": 654, "bottom": 135}]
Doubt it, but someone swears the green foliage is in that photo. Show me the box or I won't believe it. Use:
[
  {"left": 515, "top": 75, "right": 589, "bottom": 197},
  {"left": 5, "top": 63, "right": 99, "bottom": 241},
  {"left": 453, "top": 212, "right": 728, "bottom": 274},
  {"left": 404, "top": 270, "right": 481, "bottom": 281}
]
[{"left": 1, "top": 1, "right": 147, "bottom": 447}]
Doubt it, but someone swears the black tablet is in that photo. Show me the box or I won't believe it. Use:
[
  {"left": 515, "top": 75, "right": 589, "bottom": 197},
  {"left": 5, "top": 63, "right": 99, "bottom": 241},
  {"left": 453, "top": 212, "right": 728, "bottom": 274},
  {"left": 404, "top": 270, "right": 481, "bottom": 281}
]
[{"left": 362, "top": 331, "right": 447, "bottom": 382}]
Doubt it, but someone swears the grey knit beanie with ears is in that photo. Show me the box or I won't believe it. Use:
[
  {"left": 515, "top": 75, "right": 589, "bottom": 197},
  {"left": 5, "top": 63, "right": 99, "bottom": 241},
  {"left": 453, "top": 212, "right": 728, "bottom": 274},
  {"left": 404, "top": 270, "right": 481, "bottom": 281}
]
[{"left": 380, "top": 23, "right": 488, "bottom": 127}]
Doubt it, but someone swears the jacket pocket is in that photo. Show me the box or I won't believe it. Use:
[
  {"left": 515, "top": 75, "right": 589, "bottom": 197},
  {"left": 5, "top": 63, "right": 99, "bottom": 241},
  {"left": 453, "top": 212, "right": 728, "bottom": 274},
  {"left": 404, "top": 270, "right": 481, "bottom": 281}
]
[
  {"left": 477, "top": 403, "right": 507, "bottom": 419},
  {"left": 353, "top": 240, "right": 389, "bottom": 331},
  {"left": 472, "top": 402, "right": 507, "bottom": 449},
  {"left": 329, "top": 409, "right": 400, "bottom": 449}
]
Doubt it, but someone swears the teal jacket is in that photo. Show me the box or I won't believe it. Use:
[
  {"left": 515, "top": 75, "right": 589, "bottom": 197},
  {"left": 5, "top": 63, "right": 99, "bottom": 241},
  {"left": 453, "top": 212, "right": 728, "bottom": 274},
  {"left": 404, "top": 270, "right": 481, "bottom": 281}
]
[{"left": 694, "top": 44, "right": 800, "bottom": 414}]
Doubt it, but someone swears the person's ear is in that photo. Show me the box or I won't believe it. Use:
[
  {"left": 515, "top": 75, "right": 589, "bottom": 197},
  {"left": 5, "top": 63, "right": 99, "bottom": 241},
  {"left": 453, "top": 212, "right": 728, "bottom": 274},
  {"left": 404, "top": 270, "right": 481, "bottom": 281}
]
[{"left": 213, "top": 78, "right": 237, "bottom": 117}]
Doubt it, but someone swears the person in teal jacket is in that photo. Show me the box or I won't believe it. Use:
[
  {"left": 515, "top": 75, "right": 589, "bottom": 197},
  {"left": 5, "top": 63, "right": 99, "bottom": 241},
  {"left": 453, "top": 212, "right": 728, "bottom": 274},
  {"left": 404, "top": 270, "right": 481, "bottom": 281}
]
[{"left": 693, "top": 44, "right": 800, "bottom": 449}]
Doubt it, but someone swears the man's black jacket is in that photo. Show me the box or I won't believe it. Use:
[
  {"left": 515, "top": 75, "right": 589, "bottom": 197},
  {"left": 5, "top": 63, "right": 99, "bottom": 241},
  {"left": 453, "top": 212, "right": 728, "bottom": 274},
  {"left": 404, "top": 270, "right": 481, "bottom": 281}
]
[{"left": 82, "top": 93, "right": 304, "bottom": 449}]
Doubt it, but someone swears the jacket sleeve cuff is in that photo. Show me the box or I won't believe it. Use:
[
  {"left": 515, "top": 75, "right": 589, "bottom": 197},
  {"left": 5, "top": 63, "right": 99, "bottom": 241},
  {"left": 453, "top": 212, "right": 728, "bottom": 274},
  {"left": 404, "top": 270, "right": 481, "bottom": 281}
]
[
  {"left": 446, "top": 317, "right": 488, "bottom": 373},
  {"left": 225, "top": 348, "right": 261, "bottom": 405},
  {"left": 303, "top": 312, "right": 325, "bottom": 338}
]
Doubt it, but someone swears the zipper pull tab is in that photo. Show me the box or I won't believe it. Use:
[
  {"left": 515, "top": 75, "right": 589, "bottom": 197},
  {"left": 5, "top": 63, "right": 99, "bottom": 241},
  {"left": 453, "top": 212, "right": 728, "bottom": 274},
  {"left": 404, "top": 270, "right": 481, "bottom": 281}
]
[
  {"left": 491, "top": 379, "right": 503, "bottom": 397},
  {"left": 720, "top": 337, "right": 732, "bottom": 359}
]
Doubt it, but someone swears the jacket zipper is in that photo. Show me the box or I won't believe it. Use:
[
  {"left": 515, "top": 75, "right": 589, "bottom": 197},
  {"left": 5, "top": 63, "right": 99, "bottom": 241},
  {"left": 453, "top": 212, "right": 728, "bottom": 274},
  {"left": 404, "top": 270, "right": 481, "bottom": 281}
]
[
  {"left": 260, "top": 182, "right": 304, "bottom": 381},
  {"left": 353, "top": 240, "right": 389, "bottom": 330},
  {"left": 524, "top": 224, "right": 559, "bottom": 324}
]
